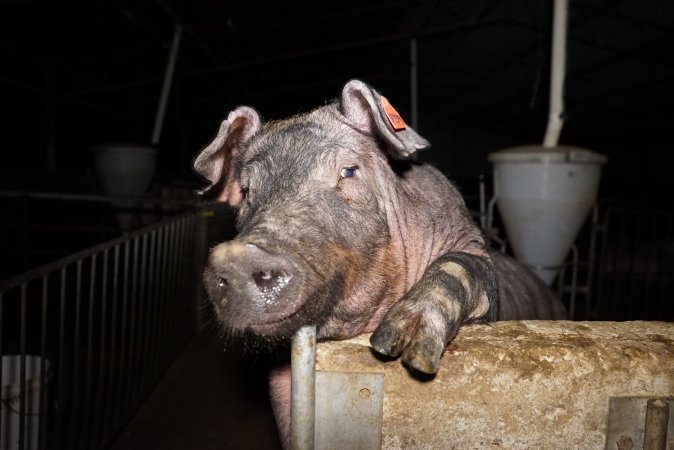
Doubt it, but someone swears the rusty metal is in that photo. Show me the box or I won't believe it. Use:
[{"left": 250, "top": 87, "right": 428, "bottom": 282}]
[
  {"left": 606, "top": 397, "right": 673, "bottom": 450},
  {"left": 644, "top": 399, "right": 669, "bottom": 450}
]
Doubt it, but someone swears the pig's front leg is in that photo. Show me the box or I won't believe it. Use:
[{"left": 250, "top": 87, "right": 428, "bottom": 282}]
[{"left": 370, "top": 251, "right": 498, "bottom": 374}]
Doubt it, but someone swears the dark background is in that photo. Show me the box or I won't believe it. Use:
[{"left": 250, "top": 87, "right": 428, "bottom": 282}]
[{"left": 2, "top": 0, "right": 673, "bottom": 203}]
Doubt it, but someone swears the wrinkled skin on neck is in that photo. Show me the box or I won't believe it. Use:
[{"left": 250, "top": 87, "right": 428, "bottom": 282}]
[{"left": 197, "top": 81, "right": 565, "bottom": 447}]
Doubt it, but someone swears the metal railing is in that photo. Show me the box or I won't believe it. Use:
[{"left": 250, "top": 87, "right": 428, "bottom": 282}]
[
  {"left": 592, "top": 207, "right": 674, "bottom": 321},
  {"left": 0, "top": 207, "right": 210, "bottom": 450}
]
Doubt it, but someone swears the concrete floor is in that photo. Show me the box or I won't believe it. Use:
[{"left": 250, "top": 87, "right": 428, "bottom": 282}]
[{"left": 111, "top": 331, "right": 283, "bottom": 450}]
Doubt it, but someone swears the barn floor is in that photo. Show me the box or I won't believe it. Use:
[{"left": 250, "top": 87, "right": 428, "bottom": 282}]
[{"left": 110, "top": 330, "right": 283, "bottom": 450}]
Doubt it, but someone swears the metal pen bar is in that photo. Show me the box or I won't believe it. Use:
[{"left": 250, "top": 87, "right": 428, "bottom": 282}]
[
  {"left": 144, "top": 230, "right": 157, "bottom": 392},
  {"left": 102, "top": 244, "right": 120, "bottom": 447},
  {"left": 0, "top": 207, "right": 206, "bottom": 293},
  {"left": 150, "top": 228, "right": 164, "bottom": 382},
  {"left": 176, "top": 218, "right": 190, "bottom": 345},
  {"left": 57, "top": 267, "right": 67, "bottom": 448},
  {"left": 643, "top": 399, "right": 669, "bottom": 450},
  {"left": 0, "top": 208, "right": 211, "bottom": 449},
  {"left": 81, "top": 255, "right": 97, "bottom": 447},
  {"left": 114, "top": 240, "right": 130, "bottom": 431},
  {"left": 136, "top": 233, "right": 149, "bottom": 404},
  {"left": 167, "top": 221, "right": 177, "bottom": 353},
  {"left": 38, "top": 275, "right": 48, "bottom": 450},
  {"left": 291, "top": 325, "right": 317, "bottom": 450},
  {"left": 91, "top": 249, "right": 109, "bottom": 449},
  {"left": 125, "top": 236, "right": 140, "bottom": 418},
  {"left": 68, "top": 260, "right": 83, "bottom": 449},
  {"left": 164, "top": 220, "right": 175, "bottom": 364},
  {"left": 0, "top": 292, "right": 3, "bottom": 445},
  {"left": 19, "top": 284, "right": 28, "bottom": 450},
  {"left": 157, "top": 226, "right": 170, "bottom": 373}
]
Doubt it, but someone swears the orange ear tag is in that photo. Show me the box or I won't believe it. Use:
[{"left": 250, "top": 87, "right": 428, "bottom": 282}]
[{"left": 380, "top": 96, "right": 407, "bottom": 131}]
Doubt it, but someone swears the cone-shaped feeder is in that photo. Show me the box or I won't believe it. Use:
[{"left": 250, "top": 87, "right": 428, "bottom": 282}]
[
  {"left": 487, "top": 0, "right": 608, "bottom": 285},
  {"left": 93, "top": 143, "right": 157, "bottom": 229},
  {"left": 91, "top": 25, "right": 183, "bottom": 230},
  {"left": 488, "top": 146, "right": 606, "bottom": 284}
]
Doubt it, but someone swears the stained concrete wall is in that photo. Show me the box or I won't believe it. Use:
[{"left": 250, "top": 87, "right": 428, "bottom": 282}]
[{"left": 315, "top": 321, "right": 674, "bottom": 450}]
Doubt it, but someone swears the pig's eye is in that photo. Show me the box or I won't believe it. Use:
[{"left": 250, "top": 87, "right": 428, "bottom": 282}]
[{"left": 339, "top": 166, "right": 358, "bottom": 179}]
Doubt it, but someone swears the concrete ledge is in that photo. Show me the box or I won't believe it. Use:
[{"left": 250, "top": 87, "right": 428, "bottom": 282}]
[{"left": 315, "top": 321, "right": 674, "bottom": 449}]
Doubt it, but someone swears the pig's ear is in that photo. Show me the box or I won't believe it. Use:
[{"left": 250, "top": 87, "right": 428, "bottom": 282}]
[
  {"left": 339, "top": 79, "right": 430, "bottom": 159},
  {"left": 193, "top": 106, "right": 261, "bottom": 205}
]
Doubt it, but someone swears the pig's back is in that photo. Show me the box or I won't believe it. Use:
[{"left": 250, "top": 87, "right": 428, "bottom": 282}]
[{"left": 493, "top": 252, "right": 568, "bottom": 320}]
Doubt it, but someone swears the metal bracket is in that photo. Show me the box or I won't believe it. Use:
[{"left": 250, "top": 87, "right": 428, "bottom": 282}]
[
  {"left": 291, "top": 326, "right": 384, "bottom": 450},
  {"left": 605, "top": 396, "right": 673, "bottom": 450},
  {"left": 315, "top": 371, "right": 384, "bottom": 450}
]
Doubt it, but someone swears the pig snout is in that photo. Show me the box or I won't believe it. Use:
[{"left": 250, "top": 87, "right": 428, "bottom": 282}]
[{"left": 205, "top": 241, "right": 305, "bottom": 333}]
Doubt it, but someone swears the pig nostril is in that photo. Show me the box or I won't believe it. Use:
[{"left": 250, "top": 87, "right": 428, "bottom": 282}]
[
  {"left": 260, "top": 270, "right": 272, "bottom": 281},
  {"left": 215, "top": 277, "right": 228, "bottom": 294},
  {"left": 252, "top": 270, "right": 290, "bottom": 292}
]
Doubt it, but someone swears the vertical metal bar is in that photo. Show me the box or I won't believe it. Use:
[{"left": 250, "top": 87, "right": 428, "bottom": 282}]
[
  {"left": 157, "top": 226, "right": 170, "bottom": 372},
  {"left": 568, "top": 245, "right": 578, "bottom": 320},
  {"left": 150, "top": 228, "right": 164, "bottom": 382},
  {"left": 151, "top": 24, "right": 183, "bottom": 146},
  {"left": 0, "top": 292, "right": 3, "bottom": 445},
  {"left": 125, "top": 237, "right": 139, "bottom": 419},
  {"left": 132, "top": 233, "right": 148, "bottom": 406},
  {"left": 68, "top": 260, "right": 83, "bottom": 449},
  {"left": 169, "top": 220, "right": 182, "bottom": 352},
  {"left": 176, "top": 218, "right": 189, "bottom": 345},
  {"left": 145, "top": 230, "right": 158, "bottom": 387},
  {"left": 594, "top": 208, "right": 611, "bottom": 319},
  {"left": 643, "top": 399, "right": 669, "bottom": 450},
  {"left": 291, "top": 325, "right": 317, "bottom": 450},
  {"left": 19, "top": 283, "right": 27, "bottom": 450},
  {"left": 38, "top": 275, "right": 49, "bottom": 450},
  {"left": 92, "top": 249, "right": 109, "bottom": 449},
  {"left": 102, "top": 244, "right": 120, "bottom": 446},
  {"left": 179, "top": 217, "right": 191, "bottom": 344},
  {"left": 162, "top": 223, "right": 177, "bottom": 366},
  {"left": 57, "top": 266, "right": 68, "bottom": 448},
  {"left": 81, "top": 255, "right": 97, "bottom": 447},
  {"left": 628, "top": 211, "right": 642, "bottom": 318},
  {"left": 613, "top": 210, "right": 626, "bottom": 319},
  {"left": 585, "top": 205, "right": 599, "bottom": 319},
  {"left": 193, "top": 211, "right": 207, "bottom": 330},
  {"left": 114, "top": 241, "right": 130, "bottom": 431}
]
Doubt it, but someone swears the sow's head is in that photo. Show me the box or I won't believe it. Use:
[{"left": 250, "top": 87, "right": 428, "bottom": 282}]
[{"left": 193, "top": 79, "right": 429, "bottom": 343}]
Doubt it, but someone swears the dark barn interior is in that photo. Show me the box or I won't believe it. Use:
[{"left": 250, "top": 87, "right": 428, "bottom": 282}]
[{"left": 1, "top": 0, "right": 673, "bottom": 449}]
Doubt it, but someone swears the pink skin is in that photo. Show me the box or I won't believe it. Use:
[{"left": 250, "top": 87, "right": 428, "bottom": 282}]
[
  {"left": 265, "top": 144, "right": 489, "bottom": 447},
  {"left": 195, "top": 80, "right": 561, "bottom": 447}
]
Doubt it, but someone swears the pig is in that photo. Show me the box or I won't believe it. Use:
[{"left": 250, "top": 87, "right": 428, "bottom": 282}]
[{"left": 194, "top": 79, "right": 567, "bottom": 446}]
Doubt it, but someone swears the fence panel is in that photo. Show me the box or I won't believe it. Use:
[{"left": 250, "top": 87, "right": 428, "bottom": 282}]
[{"left": 0, "top": 208, "right": 209, "bottom": 450}]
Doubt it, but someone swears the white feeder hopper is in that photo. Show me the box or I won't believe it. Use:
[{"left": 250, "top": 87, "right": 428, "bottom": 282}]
[
  {"left": 487, "top": 0, "right": 607, "bottom": 285},
  {"left": 488, "top": 146, "right": 606, "bottom": 285}
]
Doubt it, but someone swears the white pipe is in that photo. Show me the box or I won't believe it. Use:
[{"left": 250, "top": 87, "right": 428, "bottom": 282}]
[
  {"left": 543, "top": 0, "right": 568, "bottom": 148},
  {"left": 410, "top": 38, "right": 418, "bottom": 130},
  {"left": 151, "top": 24, "right": 183, "bottom": 146}
]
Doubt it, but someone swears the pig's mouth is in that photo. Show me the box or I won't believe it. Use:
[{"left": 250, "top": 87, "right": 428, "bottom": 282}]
[{"left": 205, "top": 238, "right": 346, "bottom": 341}]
